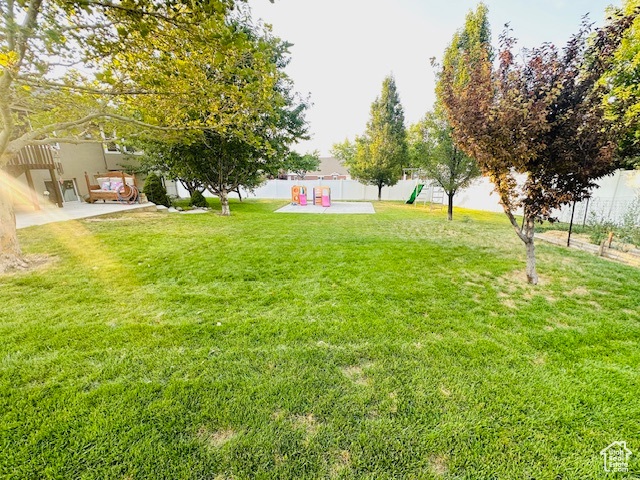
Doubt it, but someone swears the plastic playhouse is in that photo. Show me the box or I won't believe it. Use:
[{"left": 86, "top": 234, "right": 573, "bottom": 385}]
[
  {"left": 313, "top": 186, "right": 331, "bottom": 207},
  {"left": 291, "top": 185, "right": 308, "bottom": 205},
  {"left": 291, "top": 185, "right": 330, "bottom": 207}
]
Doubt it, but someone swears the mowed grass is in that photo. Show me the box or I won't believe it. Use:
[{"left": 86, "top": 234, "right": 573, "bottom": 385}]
[{"left": 1, "top": 200, "right": 639, "bottom": 479}]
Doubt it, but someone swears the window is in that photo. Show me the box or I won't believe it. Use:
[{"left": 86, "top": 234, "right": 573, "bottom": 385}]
[
  {"left": 121, "top": 145, "right": 138, "bottom": 154},
  {"left": 104, "top": 141, "right": 119, "bottom": 153}
]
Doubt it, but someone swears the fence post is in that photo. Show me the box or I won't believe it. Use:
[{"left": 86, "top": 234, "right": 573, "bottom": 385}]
[
  {"left": 582, "top": 197, "right": 590, "bottom": 227},
  {"left": 567, "top": 200, "right": 577, "bottom": 247}
]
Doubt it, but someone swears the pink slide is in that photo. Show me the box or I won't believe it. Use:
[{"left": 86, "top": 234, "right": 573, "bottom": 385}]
[
  {"left": 321, "top": 195, "right": 330, "bottom": 207},
  {"left": 300, "top": 193, "right": 307, "bottom": 206}
]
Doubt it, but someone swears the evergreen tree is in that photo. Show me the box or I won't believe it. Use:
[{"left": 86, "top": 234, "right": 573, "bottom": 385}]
[
  {"left": 143, "top": 173, "right": 170, "bottom": 207},
  {"left": 189, "top": 190, "right": 209, "bottom": 208},
  {"left": 346, "top": 76, "right": 407, "bottom": 200}
]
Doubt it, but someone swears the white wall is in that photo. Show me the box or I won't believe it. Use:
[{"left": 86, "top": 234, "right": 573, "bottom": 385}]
[
  {"left": 178, "top": 179, "right": 420, "bottom": 202},
  {"left": 176, "top": 170, "right": 640, "bottom": 224},
  {"left": 552, "top": 170, "right": 640, "bottom": 225}
]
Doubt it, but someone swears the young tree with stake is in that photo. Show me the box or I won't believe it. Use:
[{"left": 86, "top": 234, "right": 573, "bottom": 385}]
[
  {"left": 437, "top": 4, "right": 637, "bottom": 284},
  {"left": 408, "top": 110, "right": 480, "bottom": 220}
]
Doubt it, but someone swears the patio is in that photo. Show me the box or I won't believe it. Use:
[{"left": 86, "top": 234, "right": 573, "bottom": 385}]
[
  {"left": 274, "top": 201, "right": 375, "bottom": 214},
  {"left": 16, "top": 201, "right": 156, "bottom": 229}
]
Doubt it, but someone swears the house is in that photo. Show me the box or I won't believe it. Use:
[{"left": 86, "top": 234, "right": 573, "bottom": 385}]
[
  {"left": 8, "top": 142, "right": 144, "bottom": 211},
  {"left": 7, "top": 141, "right": 180, "bottom": 211},
  {"left": 286, "top": 156, "right": 350, "bottom": 181},
  {"left": 5, "top": 145, "right": 65, "bottom": 209},
  {"left": 600, "top": 441, "right": 632, "bottom": 473}
]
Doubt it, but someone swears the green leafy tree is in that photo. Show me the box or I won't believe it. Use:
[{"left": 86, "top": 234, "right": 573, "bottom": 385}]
[
  {"left": 287, "top": 150, "right": 320, "bottom": 179},
  {"left": 139, "top": 139, "right": 205, "bottom": 198},
  {"left": 406, "top": 123, "right": 430, "bottom": 169},
  {"left": 409, "top": 111, "right": 480, "bottom": 220},
  {"left": 0, "top": 0, "right": 275, "bottom": 271},
  {"left": 143, "top": 172, "right": 170, "bottom": 207},
  {"left": 330, "top": 138, "right": 356, "bottom": 169},
  {"left": 136, "top": 21, "right": 309, "bottom": 216},
  {"left": 346, "top": 76, "right": 407, "bottom": 200},
  {"left": 602, "top": 0, "right": 640, "bottom": 168},
  {"left": 437, "top": 4, "right": 636, "bottom": 284},
  {"left": 140, "top": 91, "right": 308, "bottom": 216}
]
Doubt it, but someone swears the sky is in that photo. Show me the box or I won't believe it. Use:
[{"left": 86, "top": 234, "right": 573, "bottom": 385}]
[{"left": 247, "top": 0, "right": 621, "bottom": 156}]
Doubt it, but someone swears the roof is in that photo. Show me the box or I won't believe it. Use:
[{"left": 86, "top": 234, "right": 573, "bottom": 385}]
[{"left": 307, "top": 157, "right": 349, "bottom": 177}]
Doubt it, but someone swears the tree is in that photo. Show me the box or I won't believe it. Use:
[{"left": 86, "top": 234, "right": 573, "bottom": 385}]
[
  {"left": 406, "top": 123, "right": 430, "bottom": 169},
  {"left": 0, "top": 0, "right": 304, "bottom": 270},
  {"left": 189, "top": 190, "right": 209, "bottom": 208},
  {"left": 346, "top": 76, "right": 407, "bottom": 200},
  {"left": 139, "top": 134, "right": 267, "bottom": 215},
  {"left": 437, "top": 4, "right": 637, "bottom": 284},
  {"left": 139, "top": 139, "right": 205, "bottom": 197},
  {"left": 286, "top": 150, "right": 320, "bottom": 179},
  {"left": 140, "top": 99, "right": 307, "bottom": 217},
  {"left": 408, "top": 111, "right": 480, "bottom": 220},
  {"left": 139, "top": 16, "right": 308, "bottom": 216},
  {"left": 601, "top": 0, "right": 640, "bottom": 167},
  {"left": 136, "top": 24, "right": 308, "bottom": 216},
  {"left": 143, "top": 173, "right": 170, "bottom": 207},
  {"left": 330, "top": 138, "right": 357, "bottom": 166},
  {"left": 0, "top": 0, "right": 258, "bottom": 272}
]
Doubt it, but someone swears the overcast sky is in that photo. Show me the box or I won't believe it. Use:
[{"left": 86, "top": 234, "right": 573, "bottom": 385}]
[{"left": 248, "top": 0, "right": 619, "bottom": 156}]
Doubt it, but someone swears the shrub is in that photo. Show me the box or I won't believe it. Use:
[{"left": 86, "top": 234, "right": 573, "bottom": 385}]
[
  {"left": 588, "top": 198, "right": 640, "bottom": 248},
  {"left": 143, "top": 173, "right": 170, "bottom": 207},
  {"left": 617, "top": 202, "right": 640, "bottom": 248},
  {"left": 189, "top": 190, "right": 209, "bottom": 208},
  {"left": 589, "top": 220, "right": 617, "bottom": 245}
]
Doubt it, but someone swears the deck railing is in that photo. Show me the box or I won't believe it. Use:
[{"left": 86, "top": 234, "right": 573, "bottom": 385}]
[{"left": 6, "top": 144, "right": 63, "bottom": 175}]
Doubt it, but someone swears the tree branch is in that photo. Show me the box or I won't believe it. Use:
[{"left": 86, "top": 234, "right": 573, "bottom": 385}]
[
  {"left": 73, "top": 0, "right": 193, "bottom": 27},
  {"left": 24, "top": 136, "right": 116, "bottom": 146},
  {"left": 17, "top": 78, "right": 176, "bottom": 96},
  {"left": 502, "top": 204, "right": 528, "bottom": 243},
  {"left": 5, "top": 0, "right": 16, "bottom": 52},
  {"left": 4, "top": 112, "right": 204, "bottom": 158},
  {"left": 16, "top": 0, "right": 43, "bottom": 70}
]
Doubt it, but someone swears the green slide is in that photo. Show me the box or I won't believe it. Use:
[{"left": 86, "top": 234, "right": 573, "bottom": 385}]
[{"left": 406, "top": 184, "right": 424, "bottom": 204}]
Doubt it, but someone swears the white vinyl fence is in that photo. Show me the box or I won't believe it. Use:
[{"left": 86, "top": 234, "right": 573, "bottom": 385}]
[
  {"left": 177, "top": 178, "right": 510, "bottom": 212},
  {"left": 176, "top": 169, "right": 640, "bottom": 224},
  {"left": 551, "top": 170, "right": 640, "bottom": 225}
]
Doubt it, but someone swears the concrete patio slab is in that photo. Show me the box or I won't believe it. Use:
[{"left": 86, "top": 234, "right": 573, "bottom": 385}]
[
  {"left": 275, "top": 202, "right": 375, "bottom": 214},
  {"left": 16, "top": 202, "right": 156, "bottom": 229}
]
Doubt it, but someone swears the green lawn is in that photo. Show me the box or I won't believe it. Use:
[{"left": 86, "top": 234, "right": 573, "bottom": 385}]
[{"left": 1, "top": 200, "right": 639, "bottom": 479}]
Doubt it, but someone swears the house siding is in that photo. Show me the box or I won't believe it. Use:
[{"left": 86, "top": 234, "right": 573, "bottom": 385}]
[{"left": 11, "top": 143, "right": 143, "bottom": 210}]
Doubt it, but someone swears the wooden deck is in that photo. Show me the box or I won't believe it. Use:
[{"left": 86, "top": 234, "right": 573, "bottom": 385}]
[
  {"left": 4, "top": 145, "right": 63, "bottom": 176},
  {"left": 3, "top": 145, "right": 64, "bottom": 208}
]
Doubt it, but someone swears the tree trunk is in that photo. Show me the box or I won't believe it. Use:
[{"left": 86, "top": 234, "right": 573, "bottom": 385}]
[
  {"left": 504, "top": 207, "right": 539, "bottom": 285},
  {"left": 523, "top": 216, "right": 538, "bottom": 285},
  {"left": 236, "top": 187, "right": 242, "bottom": 202},
  {"left": 377, "top": 183, "right": 382, "bottom": 201},
  {"left": 220, "top": 189, "right": 230, "bottom": 216},
  {"left": 447, "top": 193, "right": 454, "bottom": 221},
  {"left": 524, "top": 239, "right": 538, "bottom": 285},
  {"left": 0, "top": 186, "right": 27, "bottom": 273},
  {"left": 567, "top": 200, "right": 576, "bottom": 247}
]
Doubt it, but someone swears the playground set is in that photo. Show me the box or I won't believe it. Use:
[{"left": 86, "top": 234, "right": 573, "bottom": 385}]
[
  {"left": 291, "top": 185, "right": 331, "bottom": 207},
  {"left": 403, "top": 168, "right": 445, "bottom": 209}
]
